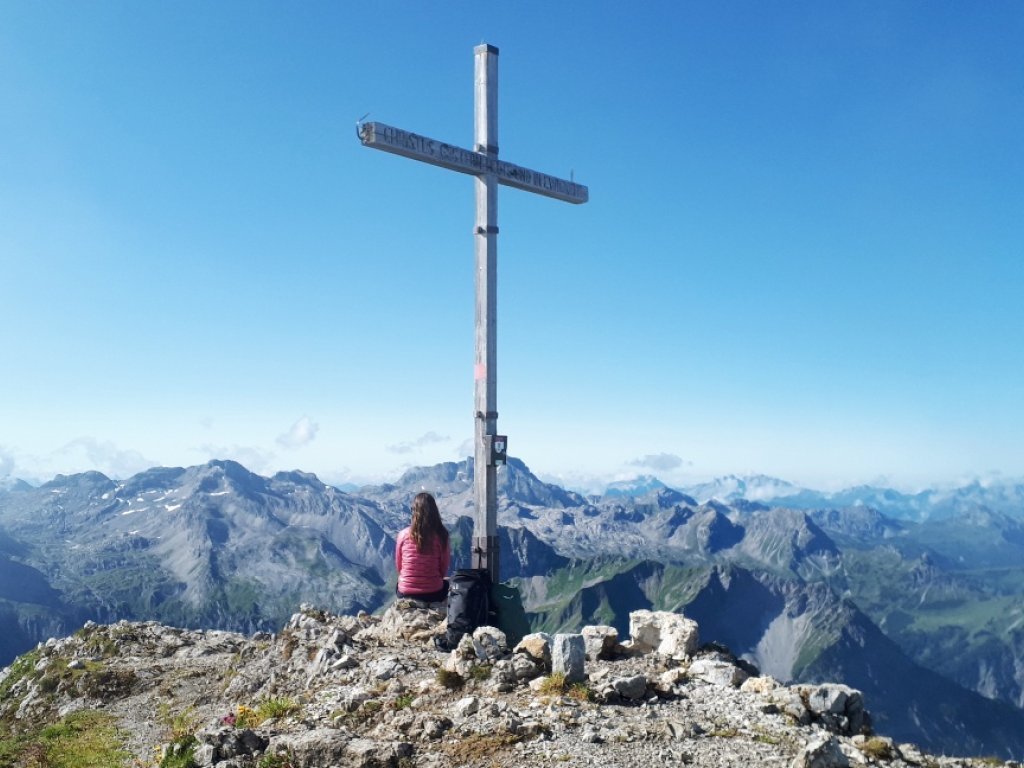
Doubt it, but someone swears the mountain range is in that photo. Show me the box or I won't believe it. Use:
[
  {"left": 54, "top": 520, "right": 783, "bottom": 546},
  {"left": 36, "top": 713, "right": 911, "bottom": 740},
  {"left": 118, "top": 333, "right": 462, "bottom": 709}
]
[
  {"left": 2, "top": 459, "right": 1024, "bottom": 758},
  {"left": 666, "top": 473, "right": 1024, "bottom": 523}
]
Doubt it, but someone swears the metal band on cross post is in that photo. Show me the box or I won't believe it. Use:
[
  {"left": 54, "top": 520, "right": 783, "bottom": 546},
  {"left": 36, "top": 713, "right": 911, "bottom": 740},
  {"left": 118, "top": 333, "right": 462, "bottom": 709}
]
[{"left": 359, "top": 44, "right": 588, "bottom": 583}]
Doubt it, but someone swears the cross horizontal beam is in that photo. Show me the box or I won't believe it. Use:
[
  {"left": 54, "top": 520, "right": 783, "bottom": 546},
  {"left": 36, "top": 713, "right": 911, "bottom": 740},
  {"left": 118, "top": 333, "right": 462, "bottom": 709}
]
[{"left": 359, "top": 121, "right": 588, "bottom": 205}]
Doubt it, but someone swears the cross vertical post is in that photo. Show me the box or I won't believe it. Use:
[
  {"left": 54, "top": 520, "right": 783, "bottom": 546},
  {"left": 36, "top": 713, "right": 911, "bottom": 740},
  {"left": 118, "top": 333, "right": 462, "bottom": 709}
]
[
  {"left": 472, "top": 44, "right": 500, "bottom": 581},
  {"left": 357, "top": 44, "right": 588, "bottom": 588}
]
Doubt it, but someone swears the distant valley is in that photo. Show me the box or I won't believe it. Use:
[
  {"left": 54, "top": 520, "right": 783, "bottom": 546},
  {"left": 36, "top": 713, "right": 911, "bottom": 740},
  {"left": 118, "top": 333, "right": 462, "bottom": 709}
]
[{"left": 2, "top": 459, "right": 1024, "bottom": 758}]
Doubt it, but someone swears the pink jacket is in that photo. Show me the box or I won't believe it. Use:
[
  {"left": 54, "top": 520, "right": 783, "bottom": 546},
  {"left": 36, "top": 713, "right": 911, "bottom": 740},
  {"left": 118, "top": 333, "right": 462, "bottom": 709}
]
[{"left": 395, "top": 527, "right": 450, "bottom": 595}]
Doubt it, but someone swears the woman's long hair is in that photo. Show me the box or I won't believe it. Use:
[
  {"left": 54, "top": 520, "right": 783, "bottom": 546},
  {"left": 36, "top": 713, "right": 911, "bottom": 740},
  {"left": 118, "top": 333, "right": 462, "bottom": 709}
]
[{"left": 410, "top": 492, "right": 449, "bottom": 552}]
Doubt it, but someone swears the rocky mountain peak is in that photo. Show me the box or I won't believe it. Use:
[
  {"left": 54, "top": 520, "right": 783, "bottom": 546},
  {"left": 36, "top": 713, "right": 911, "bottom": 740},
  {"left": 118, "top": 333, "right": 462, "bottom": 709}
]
[
  {"left": 0, "top": 477, "right": 34, "bottom": 493},
  {"left": 3, "top": 605, "right": 1004, "bottom": 768},
  {"left": 395, "top": 459, "right": 472, "bottom": 492},
  {"left": 272, "top": 469, "right": 327, "bottom": 489},
  {"left": 39, "top": 470, "right": 116, "bottom": 497}
]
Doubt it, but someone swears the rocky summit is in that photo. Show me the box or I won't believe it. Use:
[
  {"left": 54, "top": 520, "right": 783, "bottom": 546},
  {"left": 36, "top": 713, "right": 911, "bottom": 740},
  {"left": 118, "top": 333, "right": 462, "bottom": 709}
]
[{"left": 1, "top": 604, "right": 1019, "bottom": 768}]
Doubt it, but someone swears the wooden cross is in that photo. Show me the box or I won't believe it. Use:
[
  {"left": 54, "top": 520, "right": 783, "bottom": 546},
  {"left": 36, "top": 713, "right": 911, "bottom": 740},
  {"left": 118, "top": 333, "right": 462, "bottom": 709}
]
[{"left": 358, "top": 44, "right": 588, "bottom": 582}]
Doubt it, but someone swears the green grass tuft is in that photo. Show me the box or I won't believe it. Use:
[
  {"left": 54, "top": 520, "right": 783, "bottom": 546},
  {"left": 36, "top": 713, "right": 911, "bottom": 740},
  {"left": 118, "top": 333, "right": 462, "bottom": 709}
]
[
  {"left": 0, "top": 710, "right": 132, "bottom": 768},
  {"left": 435, "top": 668, "right": 464, "bottom": 690}
]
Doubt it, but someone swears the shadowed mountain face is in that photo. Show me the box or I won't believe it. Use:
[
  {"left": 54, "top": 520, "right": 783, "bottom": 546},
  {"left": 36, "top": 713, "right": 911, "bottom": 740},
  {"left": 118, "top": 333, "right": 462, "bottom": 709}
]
[{"left": 4, "top": 459, "right": 1024, "bottom": 758}]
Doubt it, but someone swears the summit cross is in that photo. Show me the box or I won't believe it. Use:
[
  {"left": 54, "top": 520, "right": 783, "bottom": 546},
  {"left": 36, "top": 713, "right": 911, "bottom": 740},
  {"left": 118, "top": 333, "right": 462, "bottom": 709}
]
[{"left": 358, "top": 44, "right": 588, "bottom": 582}]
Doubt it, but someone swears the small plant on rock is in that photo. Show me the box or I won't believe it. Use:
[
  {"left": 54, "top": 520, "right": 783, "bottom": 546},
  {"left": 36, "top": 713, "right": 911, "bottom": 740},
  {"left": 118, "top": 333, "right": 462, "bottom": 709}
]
[
  {"left": 161, "top": 705, "right": 199, "bottom": 743},
  {"left": 435, "top": 668, "right": 464, "bottom": 690},
  {"left": 160, "top": 738, "right": 198, "bottom": 768},
  {"left": 0, "top": 648, "right": 42, "bottom": 702},
  {"left": 157, "top": 704, "right": 199, "bottom": 768},
  {"left": 0, "top": 710, "right": 132, "bottom": 768},
  {"left": 536, "top": 671, "right": 591, "bottom": 701},
  {"left": 469, "top": 664, "right": 492, "bottom": 682},
  {"left": 567, "top": 682, "right": 593, "bottom": 703},
  {"left": 858, "top": 737, "right": 896, "bottom": 760},
  {"left": 256, "top": 696, "right": 300, "bottom": 722},
  {"left": 234, "top": 705, "right": 261, "bottom": 729},
  {"left": 392, "top": 694, "right": 415, "bottom": 710},
  {"left": 537, "top": 672, "right": 567, "bottom": 695},
  {"left": 443, "top": 733, "right": 522, "bottom": 764},
  {"left": 258, "top": 751, "right": 296, "bottom": 768}
]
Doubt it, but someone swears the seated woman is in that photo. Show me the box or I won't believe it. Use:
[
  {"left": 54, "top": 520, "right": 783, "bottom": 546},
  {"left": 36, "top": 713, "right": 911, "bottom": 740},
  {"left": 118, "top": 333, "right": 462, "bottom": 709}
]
[{"left": 395, "top": 491, "right": 451, "bottom": 603}]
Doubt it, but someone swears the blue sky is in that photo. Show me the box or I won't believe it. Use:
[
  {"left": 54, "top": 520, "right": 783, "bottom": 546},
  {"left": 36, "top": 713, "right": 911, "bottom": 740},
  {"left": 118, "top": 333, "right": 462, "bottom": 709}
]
[{"left": 1, "top": 1, "right": 1022, "bottom": 492}]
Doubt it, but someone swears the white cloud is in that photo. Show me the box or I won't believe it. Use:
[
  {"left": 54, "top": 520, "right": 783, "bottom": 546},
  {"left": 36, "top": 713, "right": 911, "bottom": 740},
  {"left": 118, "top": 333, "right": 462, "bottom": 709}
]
[
  {"left": 455, "top": 438, "right": 474, "bottom": 460},
  {"left": 0, "top": 448, "right": 15, "bottom": 478},
  {"left": 387, "top": 431, "right": 449, "bottom": 455},
  {"left": 55, "top": 438, "right": 153, "bottom": 479},
  {"left": 276, "top": 416, "right": 320, "bottom": 449},
  {"left": 628, "top": 452, "right": 689, "bottom": 472}
]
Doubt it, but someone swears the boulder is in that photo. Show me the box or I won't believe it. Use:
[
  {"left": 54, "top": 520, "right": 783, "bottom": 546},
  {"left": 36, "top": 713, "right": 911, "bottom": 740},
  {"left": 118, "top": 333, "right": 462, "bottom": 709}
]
[
  {"left": 771, "top": 689, "right": 813, "bottom": 726},
  {"left": 345, "top": 738, "right": 415, "bottom": 768},
  {"left": 741, "top": 675, "right": 781, "bottom": 695},
  {"left": 269, "top": 729, "right": 349, "bottom": 768},
  {"left": 471, "top": 626, "right": 509, "bottom": 662},
  {"left": 453, "top": 696, "right": 480, "bottom": 717},
  {"left": 551, "top": 633, "right": 586, "bottom": 683},
  {"left": 612, "top": 675, "right": 648, "bottom": 700},
  {"left": 655, "top": 668, "right": 688, "bottom": 696},
  {"left": 628, "top": 610, "right": 698, "bottom": 659},
  {"left": 687, "top": 658, "right": 749, "bottom": 688},
  {"left": 795, "top": 684, "right": 870, "bottom": 736},
  {"left": 511, "top": 653, "right": 543, "bottom": 681},
  {"left": 367, "top": 657, "right": 404, "bottom": 681},
  {"left": 580, "top": 625, "right": 619, "bottom": 660},
  {"left": 514, "top": 633, "right": 552, "bottom": 667},
  {"left": 791, "top": 735, "right": 849, "bottom": 768},
  {"left": 355, "top": 600, "right": 443, "bottom": 646}
]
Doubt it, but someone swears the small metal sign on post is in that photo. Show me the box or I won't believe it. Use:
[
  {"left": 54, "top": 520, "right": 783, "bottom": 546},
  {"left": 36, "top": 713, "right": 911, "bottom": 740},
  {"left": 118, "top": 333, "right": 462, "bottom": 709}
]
[{"left": 359, "top": 44, "right": 588, "bottom": 583}]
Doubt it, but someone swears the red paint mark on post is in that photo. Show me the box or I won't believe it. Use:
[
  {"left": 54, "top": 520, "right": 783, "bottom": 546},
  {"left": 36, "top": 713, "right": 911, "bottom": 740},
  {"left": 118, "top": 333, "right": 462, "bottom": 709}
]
[{"left": 474, "top": 363, "right": 486, "bottom": 380}]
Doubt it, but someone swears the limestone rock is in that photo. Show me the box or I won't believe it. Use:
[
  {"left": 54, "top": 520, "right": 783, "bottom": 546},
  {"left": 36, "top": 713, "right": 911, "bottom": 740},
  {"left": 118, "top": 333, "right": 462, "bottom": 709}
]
[
  {"left": 655, "top": 668, "right": 688, "bottom": 696},
  {"left": 771, "top": 689, "right": 813, "bottom": 726},
  {"left": 444, "top": 634, "right": 482, "bottom": 678},
  {"left": 580, "top": 625, "right": 619, "bottom": 660},
  {"left": 792, "top": 735, "right": 850, "bottom": 768},
  {"left": 795, "top": 684, "right": 870, "bottom": 736},
  {"left": 612, "top": 674, "right": 648, "bottom": 700},
  {"left": 687, "top": 657, "right": 749, "bottom": 688},
  {"left": 453, "top": 696, "right": 480, "bottom": 717},
  {"left": 551, "top": 633, "right": 586, "bottom": 683},
  {"left": 344, "top": 738, "right": 415, "bottom": 768},
  {"left": 511, "top": 652, "right": 543, "bottom": 681},
  {"left": 367, "top": 656, "right": 404, "bottom": 681},
  {"left": 628, "top": 610, "right": 699, "bottom": 659},
  {"left": 471, "top": 626, "right": 509, "bottom": 662},
  {"left": 270, "top": 728, "right": 350, "bottom": 767},
  {"left": 514, "top": 632, "right": 552, "bottom": 667},
  {"left": 354, "top": 600, "right": 443, "bottom": 646},
  {"left": 741, "top": 675, "right": 781, "bottom": 695}
]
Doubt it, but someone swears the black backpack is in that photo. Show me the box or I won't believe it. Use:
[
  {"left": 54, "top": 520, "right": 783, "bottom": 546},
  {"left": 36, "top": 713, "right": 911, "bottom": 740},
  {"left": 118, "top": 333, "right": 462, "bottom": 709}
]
[{"left": 434, "top": 569, "right": 492, "bottom": 652}]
